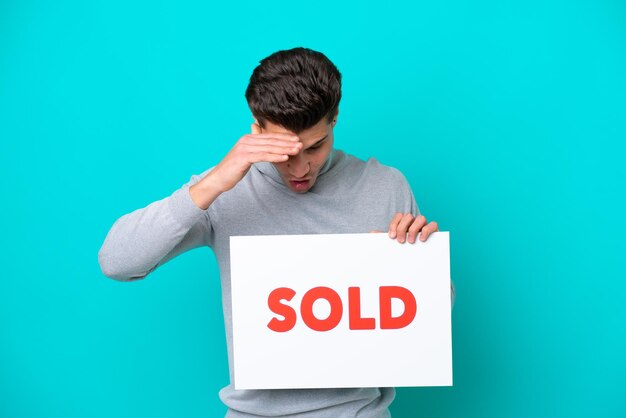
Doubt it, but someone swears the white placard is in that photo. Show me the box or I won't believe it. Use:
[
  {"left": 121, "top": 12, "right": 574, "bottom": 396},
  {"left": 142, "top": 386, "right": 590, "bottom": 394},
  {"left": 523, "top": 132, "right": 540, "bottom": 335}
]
[{"left": 230, "top": 232, "right": 452, "bottom": 389}]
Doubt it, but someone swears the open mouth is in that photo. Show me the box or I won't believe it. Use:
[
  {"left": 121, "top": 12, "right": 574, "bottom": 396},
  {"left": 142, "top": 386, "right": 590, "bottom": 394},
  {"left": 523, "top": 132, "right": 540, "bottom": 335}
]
[{"left": 289, "top": 179, "right": 311, "bottom": 191}]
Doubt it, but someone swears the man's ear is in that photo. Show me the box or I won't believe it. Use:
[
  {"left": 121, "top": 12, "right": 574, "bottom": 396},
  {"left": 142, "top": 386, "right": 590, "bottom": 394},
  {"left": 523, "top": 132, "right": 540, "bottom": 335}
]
[
  {"left": 251, "top": 117, "right": 262, "bottom": 134},
  {"left": 332, "top": 108, "right": 339, "bottom": 126}
]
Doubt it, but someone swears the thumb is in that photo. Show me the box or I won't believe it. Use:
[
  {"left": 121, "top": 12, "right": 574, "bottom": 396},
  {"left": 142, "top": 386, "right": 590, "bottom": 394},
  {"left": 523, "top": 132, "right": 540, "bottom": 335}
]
[{"left": 251, "top": 119, "right": 261, "bottom": 134}]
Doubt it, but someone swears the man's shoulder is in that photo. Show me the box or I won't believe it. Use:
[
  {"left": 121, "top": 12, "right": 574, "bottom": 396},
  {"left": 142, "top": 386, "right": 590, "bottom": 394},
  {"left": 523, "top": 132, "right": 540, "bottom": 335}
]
[{"left": 339, "top": 150, "right": 408, "bottom": 185}]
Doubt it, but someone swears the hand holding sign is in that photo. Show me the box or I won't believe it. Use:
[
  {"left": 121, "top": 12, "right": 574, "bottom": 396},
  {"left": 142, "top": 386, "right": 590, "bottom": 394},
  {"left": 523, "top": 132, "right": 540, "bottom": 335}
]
[
  {"left": 371, "top": 213, "right": 439, "bottom": 244},
  {"left": 388, "top": 213, "right": 439, "bottom": 243}
]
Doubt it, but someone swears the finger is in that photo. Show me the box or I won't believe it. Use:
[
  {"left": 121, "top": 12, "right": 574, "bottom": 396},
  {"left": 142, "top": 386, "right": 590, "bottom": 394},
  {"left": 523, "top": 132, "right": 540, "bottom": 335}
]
[
  {"left": 247, "top": 152, "right": 290, "bottom": 164},
  {"left": 407, "top": 215, "right": 428, "bottom": 244},
  {"left": 251, "top": 122, "right": 262, "bottom": 135},
  {"left": 370, "top": 230, "right": 383, "bottom": 233},
  {"left": 244, "top": 143, "right": 302, "bottom": 156},
  {"left": 388, "top": 213, "right": 404, "bottom": 239},
  {"left": 419, "top": 221, "right": 439, "bottom": 241},
  {"left": 245, "top": 133, "right": 300, "bottom": 141},
  {"left": 395, "top": 213, "right": 415, "bottom": 244},
  {"left": 241, "top": 137, "right": 303, "bottom": 148}
]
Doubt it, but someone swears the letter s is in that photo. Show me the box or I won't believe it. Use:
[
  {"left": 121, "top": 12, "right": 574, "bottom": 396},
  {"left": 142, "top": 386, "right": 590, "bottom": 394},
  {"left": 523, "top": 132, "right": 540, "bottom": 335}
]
[{"left": 267, "top": 287, "right": 297, "bottom": 332}]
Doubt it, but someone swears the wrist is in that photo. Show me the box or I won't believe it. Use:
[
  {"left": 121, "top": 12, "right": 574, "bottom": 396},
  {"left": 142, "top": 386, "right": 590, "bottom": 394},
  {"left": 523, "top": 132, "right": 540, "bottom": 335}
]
[{"left": 189, "top": 172, "right": 224, "bottom": 210}]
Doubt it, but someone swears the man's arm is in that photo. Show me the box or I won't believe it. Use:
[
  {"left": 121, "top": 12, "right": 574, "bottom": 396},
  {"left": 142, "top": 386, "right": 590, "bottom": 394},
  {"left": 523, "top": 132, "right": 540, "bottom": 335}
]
[
  {"left": 451, "top": 279, "right": 456, "bottom": 309},
  {"left": 98, "top": 171, "right": 214, "bottom": 281},
  {"left": 98, "top": 122, "right": 304, "bottom": 282}
]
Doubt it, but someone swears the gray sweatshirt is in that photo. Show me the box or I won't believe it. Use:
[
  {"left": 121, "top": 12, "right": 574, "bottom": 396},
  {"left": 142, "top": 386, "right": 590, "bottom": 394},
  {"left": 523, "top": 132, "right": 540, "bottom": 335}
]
[{"left": 98, "top": 148, "right": 455, "bottom": 417}]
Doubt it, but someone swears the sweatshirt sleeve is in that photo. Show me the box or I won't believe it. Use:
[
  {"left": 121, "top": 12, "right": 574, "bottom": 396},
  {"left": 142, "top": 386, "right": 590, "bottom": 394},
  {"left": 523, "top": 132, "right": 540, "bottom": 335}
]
[{"left": 98, "top": 168, "right": 214, "bottom": 281}]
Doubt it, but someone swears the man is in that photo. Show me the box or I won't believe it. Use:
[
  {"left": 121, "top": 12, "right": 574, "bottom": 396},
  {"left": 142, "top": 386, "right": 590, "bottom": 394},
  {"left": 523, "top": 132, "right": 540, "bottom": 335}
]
[{"left": 99, "top": 47, "right": 454, "bottom": 417}]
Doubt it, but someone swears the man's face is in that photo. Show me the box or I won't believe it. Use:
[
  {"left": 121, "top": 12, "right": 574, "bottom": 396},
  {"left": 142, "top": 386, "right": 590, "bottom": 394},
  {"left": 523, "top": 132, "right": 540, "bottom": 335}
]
[{"left": 259, "top": 117, "right": 335, "bottom": 193}]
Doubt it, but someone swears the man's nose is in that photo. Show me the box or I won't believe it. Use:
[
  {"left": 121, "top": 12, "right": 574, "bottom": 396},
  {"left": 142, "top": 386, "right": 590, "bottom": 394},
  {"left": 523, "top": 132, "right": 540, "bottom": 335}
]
[{"left": 288, "top": 153, "right": 310, "bottom": 178}]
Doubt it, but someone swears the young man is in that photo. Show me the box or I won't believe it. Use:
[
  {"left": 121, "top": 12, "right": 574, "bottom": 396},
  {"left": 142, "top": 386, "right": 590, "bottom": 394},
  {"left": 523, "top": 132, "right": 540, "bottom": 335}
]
[{"left": 99, "top": 47, "right": 454, "bottom": 417}]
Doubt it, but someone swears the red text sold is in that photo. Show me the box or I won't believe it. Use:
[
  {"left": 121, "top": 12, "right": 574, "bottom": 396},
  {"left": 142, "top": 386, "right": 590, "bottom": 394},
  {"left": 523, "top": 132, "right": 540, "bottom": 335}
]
[{"left": 267, "top": 286, "right": 417, "bottom": 332}]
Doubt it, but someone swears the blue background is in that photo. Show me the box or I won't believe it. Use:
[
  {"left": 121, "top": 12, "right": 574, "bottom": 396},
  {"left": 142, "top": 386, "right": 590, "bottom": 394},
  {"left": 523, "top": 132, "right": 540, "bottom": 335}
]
[{"left": 1, "top": 0, "right": 625, "bottom": 417}]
